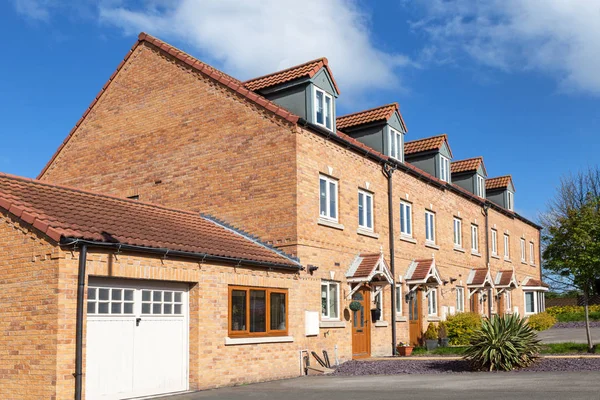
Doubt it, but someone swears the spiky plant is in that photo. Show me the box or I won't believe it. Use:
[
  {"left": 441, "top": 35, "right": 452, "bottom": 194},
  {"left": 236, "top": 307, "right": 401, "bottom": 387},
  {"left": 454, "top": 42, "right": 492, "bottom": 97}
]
[{"left": 463, "top": 314, "right": 541, "bottom": 371}]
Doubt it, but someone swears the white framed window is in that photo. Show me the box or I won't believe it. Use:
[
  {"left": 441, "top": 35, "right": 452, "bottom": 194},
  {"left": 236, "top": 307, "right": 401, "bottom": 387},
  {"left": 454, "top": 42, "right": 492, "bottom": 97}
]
[
  {"left": 427, "top": 289, "right": 437, "bottom": 316},
  {"left": 520, "top": 238, "right": 526, "bottom": 262},
  {"left": 319, "top": 175, "right": 338, "bottom": 221},
  {"left": 388, "top": 128, "right": 403, "bottom": 162},
  {"left": 507, "top": 191, "right": 514, "bottom": 211},
  {"left": 425, "top": 210, "right": 436, "bottom": 243},
  {"left": 453, "top": 218, "right": 462, "bottom": 248},
  {"left": 373, "top": 289, "right": 383, "bottom": 321},
  {"left": 395, "top": 284, "right": 403, "bottom": 315},
  {"left": 471, "top": 224, "right": 479, "bottom": 253},
  {"left": 358, "top": 190, "right": 374, "bottom": 230},
  {"left": 525, "top": 291, "right": 535, "bottom": 314},
  {"left": 504, "top": 234, "right": 510, "bottom": 259},
  {"left": 400, "top": 201, "right": 413, "bottom": 237},
  {"left": 456, "top": 287, "right": 464, "bottom": 312},
  {"left": 321, "top": 281, "right": 340, "bottom": 320},
  {"left": 476, "top": 175, "right": 486, "bottom": 198},
  {"left": 87, "top": 287, "right": 135, "bottom": 315},
  {"left": 439, "top": 155, "right": 450, "bottom": 183},
  {"left": 491, "top": 229, "right": 498, "bottom": 256},
  {"left": 504, "top": 291, "right": 512, "bottom": 313},
  {"left": 314, "top": 87, "right": 333, "bottom": 130},
  {"left": 141, "top": 289, "right": 184, "bottom": 315},
  {"left": 530, "top": 242, "right": 535, "bottom": 264}
]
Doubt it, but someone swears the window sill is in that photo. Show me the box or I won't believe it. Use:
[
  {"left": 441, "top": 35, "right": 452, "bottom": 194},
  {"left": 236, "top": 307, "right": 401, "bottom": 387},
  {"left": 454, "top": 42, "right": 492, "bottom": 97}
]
[
  {"left": 491, "top": 254, "right": 500, "bottom": 259},
  {"left": 357, "top": 228, "right": 379, "bottom": 239},
  {"left": 521, "top": 261, "right": 528, "bottom": 265},
  {"left": 453, "top": 247, "right": 465, "bottom": 253},
  {"left": 471, "top": 251, "right": 482, "bottom": 257},
  {"left": 225, "top": 336, "right": 294, "bottom": 345},
  {"left": 504, "top": 258, "right": 512, "bottom": 263},
  {"left": 318, "top": 218, "right": 344, "bottom": 231},
  {"left": 425, "top": 242, "right": 440, "bottom": 250},
  {"left": 400, "top": 235, "right": 417, "bottom": 244},
  {"left": 395, "top": 316, "right": 407, "bottom": 322},
  {"left": 374, "top": 321, "right": 389, "bottom": 327},
  {"left": 320, "top": 320, "right": 346, "bottom": 328},
  {"left": 427, "top": 316, "right": 441, "bottom": 322},
  {"left": 530, "top": 263, "right": 537, "bottom": 267}
]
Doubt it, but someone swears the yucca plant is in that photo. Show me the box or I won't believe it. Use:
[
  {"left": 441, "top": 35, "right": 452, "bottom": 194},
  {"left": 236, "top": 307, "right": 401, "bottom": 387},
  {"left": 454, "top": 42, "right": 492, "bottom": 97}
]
[{"left": 463, "top": 314, "right": 541, "bottom": 371}]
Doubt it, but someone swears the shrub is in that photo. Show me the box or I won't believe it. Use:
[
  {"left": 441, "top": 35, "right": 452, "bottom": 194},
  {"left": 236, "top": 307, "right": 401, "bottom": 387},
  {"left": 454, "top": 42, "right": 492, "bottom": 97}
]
[
  {"left": 438, "top": 321, "right": 448, "bottom": 339},
  {"left": 446, "top": 312, "right": 483, "bottom": 345},
  {"left": 527, "top": 312, "right": 557, "bottom": 331},
  {"left": 546, "top": 305, "right": 600, "bottom": 316},
  {"left": 464, "top": 314, "right": 541, "bottom": 371},
  {"left": 424, "top": 323, "right": 438, "bottom": 340}
]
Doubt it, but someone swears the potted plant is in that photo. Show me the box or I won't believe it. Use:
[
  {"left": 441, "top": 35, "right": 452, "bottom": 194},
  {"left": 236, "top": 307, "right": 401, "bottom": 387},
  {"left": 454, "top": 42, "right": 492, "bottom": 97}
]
[
  {"left": 424, "top": 323, "right": 439, "bottom": 351},
  {"left": 370, "top": 307, "right": 381, "bottom": 322},
  {"left": 438, "top": 321, "right": 449, "bottom": 347},
  {"left": 396, "top": 342, "right": 414, "bottom": 357}
]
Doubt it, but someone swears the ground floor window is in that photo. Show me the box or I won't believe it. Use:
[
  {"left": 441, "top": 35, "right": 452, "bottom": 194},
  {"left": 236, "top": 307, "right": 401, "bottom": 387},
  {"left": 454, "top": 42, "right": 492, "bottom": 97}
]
[
  {"left": 395, "top": 284, "right": 403, "bottom": 315},
  {"left": 373, "top": 288, "right": 384, "bottom": 321},
  {"left": 456, "top": 287, "right": 464, "bottom": 312},
  {"left": 524, "top": 291, "right": 545, "bottom": 314},
  {"left": 504, "top": 291, "right": 512, "bottom": 313},
  {"left": 321, "top": 281, "right": 340, "bottom": 320},
  {"left": 229, "top": 286, "right": 288, "bottom": 337},
  {"left": 427, "top": 289, "right": 437, "bottom": 316}
]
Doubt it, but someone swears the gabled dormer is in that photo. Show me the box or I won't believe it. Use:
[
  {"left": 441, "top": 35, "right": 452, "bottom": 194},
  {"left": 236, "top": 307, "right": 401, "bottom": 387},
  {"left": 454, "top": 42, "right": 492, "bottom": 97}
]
[
  {"left": 450, "top": 157, "right": 488, "bottom": 198},
  {"left": 244, "top": 58, "right": 340, "bottom": 131},
  {"left": 336, "top": 103, "right": 408, "bottom": 162},
  {"left": 404, "top": 134, "right": 453, "bottom": 183},
  {"left": 486, "top": 176, "right": 515, "bottom": 211}
]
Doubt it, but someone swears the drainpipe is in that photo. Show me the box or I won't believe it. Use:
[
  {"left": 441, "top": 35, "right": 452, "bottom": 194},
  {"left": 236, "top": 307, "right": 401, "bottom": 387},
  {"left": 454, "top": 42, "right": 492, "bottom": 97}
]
[
  {"left": 383, "top": 163, "right": 397, "bottom": 354},
  {"left": 74, "top": 244, "right": 88, "bottom": 400},
  {"left": 483, "top": 203, "right": 492, "bottom": 317}
]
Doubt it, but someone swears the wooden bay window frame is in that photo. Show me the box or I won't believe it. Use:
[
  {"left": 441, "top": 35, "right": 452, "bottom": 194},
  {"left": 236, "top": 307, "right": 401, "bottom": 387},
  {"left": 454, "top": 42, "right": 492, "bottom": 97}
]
[{"left": 228, "top": 285, "right": 288, "bottom": 338}]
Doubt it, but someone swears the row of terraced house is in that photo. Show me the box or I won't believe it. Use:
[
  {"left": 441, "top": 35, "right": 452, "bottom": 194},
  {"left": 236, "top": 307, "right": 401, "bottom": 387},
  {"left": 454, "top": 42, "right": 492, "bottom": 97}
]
[{"left": 0, "top": 33, "right": 547, "bottom": 399}]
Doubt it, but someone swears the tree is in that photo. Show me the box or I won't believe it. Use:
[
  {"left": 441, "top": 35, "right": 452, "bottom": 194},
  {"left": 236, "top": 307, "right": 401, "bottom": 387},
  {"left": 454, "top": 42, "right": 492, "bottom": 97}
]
[{"left": 542, "top": 167, "right": 600, "bottom": 352}]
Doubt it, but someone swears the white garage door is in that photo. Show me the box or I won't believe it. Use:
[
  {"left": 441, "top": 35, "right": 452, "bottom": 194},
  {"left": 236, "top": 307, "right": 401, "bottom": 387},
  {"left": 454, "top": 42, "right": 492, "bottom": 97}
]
[{"left": 86, "top": 278, "right": 189, "bottom": 400}]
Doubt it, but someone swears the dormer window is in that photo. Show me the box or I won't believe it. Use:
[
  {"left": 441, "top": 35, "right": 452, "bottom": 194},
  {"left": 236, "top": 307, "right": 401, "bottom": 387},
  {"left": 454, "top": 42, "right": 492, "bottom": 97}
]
[
  {"left": 315, "top": 88, "right": 333, "bottom": 130},
  {"left": 476, "top": 175, "right": 485, "bottom": 198},
  {"left": 440, "top": 155, "right": 450, "bottom": 183},
  {"left": 388, "top": 128, "right": 403, "bottom": 162},
  {"left": 507, "top": 191, "right": 514, "bottom": 211}
]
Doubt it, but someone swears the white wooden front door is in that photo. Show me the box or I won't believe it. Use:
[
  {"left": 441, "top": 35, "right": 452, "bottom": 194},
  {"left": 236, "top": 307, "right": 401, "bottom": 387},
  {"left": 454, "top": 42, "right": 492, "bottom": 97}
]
[{"left": 86, "top": 279, "right": 189, "bottom": 400}]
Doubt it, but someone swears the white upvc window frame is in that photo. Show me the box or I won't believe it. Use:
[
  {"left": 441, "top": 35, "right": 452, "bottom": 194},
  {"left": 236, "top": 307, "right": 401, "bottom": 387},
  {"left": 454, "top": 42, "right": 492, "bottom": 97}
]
[
  {"left": 373, "top": 288, "right": 384, "bottom": 321},
  {"left": 507, "top": 191, "right": 514, "bottom": 211},
  {"left": 453, "top": 217, "right": 462, "bottom": 248},
  {"left": 439, "top": 155, "right": 450, "bottom": 183},
  {"left": 321, "top": 281, "right": 340, "bottom": 320},
  {"left": 427, "top": 289, "right": 438, "bottom": 316},
  {"left": 504, "top": 234, "right": 510, "bottom": 260},
  {"left": 314, "top": 87, "right": 333, "bottom": 131},
  {"left": 471, "top": 224, "right": 479, "bottom": 253},
  {"left": 388, "top": 127, "right": 403, "bottom": 162},
  {"left": 395, "top": 284, "right": 403, "bottom": 315},
  {"left": 400, "top": 201, "right": 413, "bottom": 237},
  {"left": 358, "top": 190, "right": 374, "bottom": 231},
  {"left": 491, "top": 229, "right": 498, "bottom": 256},
  {"left": 504, "top": 291, "right": 512, "bottom": 313},
  {"left": 476, "top": 175, "right": 486, "bottom": 198},
  {"left": 319, "top": 175, "right": 338, "bottom": 222},
  {"left": 520, "top": 238, "right": 526, "bottom": 262},
  {"left": 425, "top": 210, "right": 436, "bottom": 244},
  {"left": 524, "top": 291, "right": 538, "bottom": 315},
  {"left": 529, "top": 242, "right": 535, "bottom": 264},
  {"left": 456, "top": 286, "right": 465, "bottom": 312}
]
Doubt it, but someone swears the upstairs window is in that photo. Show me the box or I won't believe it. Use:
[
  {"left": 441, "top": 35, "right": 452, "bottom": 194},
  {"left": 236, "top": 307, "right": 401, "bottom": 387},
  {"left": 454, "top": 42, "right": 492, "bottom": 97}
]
[
  {"left": 388, "top": 128, "right": 403, "bottom": 162},
  {"left": 440, "top": 155, "right": 450, "bottom": 183},
  {"left": 476, "top": 175, "right": 485, "bottom": 198},
  {"left": 530, "top": 242, "right": 535, "bottom": 264},
  {"left": 400, "top": 201, "right": 413, "bottom": 237},
  {"left": 491, "top": 229, "right": 498, "bottom": 256},
  {"left": 471, "top": 224, "right": 479, "bottom": 253},
  {"left": 520, "top": 238, "right": 526, "bottom": 262},
  {"left": 319, "top": 175, "right": 338, "bottom": 221},
  {"left": 504, "top": 234, "right": 510, "bottom": 259},
  {"left": 425, "top": 210, "right": 436, "bottom": 243},
  {"left": 507, "top": 191, "right": 514, "bottom": 211},
  {"left": 453, "top": 217, "right": 462, "bottom": 248},
  {"left": 358, "top": 190, "right": 374, "bottom": 231},
  {"left": 315, "top": 88, "right": 333, "bottom": 130},
  {"left": 321, "top": 281, "right": 340, "bottom": 320}
]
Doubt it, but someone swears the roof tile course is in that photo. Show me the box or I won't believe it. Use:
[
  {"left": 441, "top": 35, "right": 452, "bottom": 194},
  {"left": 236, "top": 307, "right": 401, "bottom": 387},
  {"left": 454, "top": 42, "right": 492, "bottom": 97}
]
[
  {"left": 469, "top": 268, "right": 490, "bottom": 286},
  {"left": 352, "top": 253, "right": 381, "bottom": 278},
  {"left": 410, "top": 259, "right": 434, "bottom": 281},
  {"left": 451, "top": 157, "right": 484, "bottom": 174},
  {"left": 404, "top": 134, "right": 451, "bottom": 157},
  {"left": 336, "top": 103, "right": 399, "bottom": 130},
  {"left": 0, "top": 173, "right": 299, "bottom": 267},
  {"left": 486, "top": 175, "right": 513, "bottom": 190}
]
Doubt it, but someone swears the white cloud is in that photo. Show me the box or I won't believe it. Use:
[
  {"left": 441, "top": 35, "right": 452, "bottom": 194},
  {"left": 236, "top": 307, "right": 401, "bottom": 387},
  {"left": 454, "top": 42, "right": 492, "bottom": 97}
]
[
  {"left": 12, "top": 0, "right": 53, "bottom": 21},
  {"left": 412, "top": 0, "right": 600, "bottom": 95},
  {"left": 98, "top": 0, "right": 413, "bottom": 98}
]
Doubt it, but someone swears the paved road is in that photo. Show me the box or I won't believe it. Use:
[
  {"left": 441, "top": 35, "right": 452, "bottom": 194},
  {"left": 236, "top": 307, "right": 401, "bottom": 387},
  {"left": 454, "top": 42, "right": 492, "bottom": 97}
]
[
  {"left": 160, "top": 373, "right": 600, "bottom": 400},
  {"left": 538, "top": 327, "right": 600, "bottom": 343}
]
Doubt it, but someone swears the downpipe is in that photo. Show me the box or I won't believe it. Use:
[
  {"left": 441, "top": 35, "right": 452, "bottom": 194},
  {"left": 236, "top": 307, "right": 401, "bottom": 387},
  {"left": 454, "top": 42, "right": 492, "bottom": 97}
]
[
  {"left": 74, "top": 243, "right": 88, "bottom": 400},
  {"left": 383, "top": 163, "right": 397, "bottom": 354}
]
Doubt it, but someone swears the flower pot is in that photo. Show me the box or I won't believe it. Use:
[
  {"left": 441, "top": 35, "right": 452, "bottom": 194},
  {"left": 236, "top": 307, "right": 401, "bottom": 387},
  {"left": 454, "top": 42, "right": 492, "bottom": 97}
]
[
  {"left": 425, "top": 339, "right": 438, "bottom": 351},
  {"left": 370, "top": 308, "right": 381, "bottom": 322},
  {"left": 439, "top": 338, "right": 449, "bottom": 347},
  {"left": 396, "top": 346, "right": 414, "bottom": 356}
]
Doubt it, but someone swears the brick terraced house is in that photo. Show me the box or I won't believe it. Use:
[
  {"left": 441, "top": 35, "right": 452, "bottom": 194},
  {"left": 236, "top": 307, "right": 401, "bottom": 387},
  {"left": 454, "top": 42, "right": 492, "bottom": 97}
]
[{"left": 1, "top": 33, "right": 547, "bottom": 399}]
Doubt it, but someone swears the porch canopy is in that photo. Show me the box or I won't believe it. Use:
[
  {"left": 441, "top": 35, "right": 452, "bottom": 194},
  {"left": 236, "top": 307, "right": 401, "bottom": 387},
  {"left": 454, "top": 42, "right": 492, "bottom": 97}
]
[
  {"left": 494, "top": 269, "right": 519, "bottom": 295},
  {"left": 346, "top": 252, "right": 393, "bottom": 299},
  {"left": 521, "top": 277, "right": 550, "bottom": 292},
  {"left": 466, "top": 268, "right": 495, "bottom": 298},
  {"left": 404, "top": 258, "right": 442, "bottom": 292}
]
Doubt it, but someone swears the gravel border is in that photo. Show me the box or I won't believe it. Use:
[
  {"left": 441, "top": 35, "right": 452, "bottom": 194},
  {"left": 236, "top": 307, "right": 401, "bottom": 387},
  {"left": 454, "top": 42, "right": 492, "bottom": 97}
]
[
  {"left": 552, "top": 321, "right": 600, "bottom": 329},
  {"left": 332, "top": 358, "right": 600, "bottom": 376}
]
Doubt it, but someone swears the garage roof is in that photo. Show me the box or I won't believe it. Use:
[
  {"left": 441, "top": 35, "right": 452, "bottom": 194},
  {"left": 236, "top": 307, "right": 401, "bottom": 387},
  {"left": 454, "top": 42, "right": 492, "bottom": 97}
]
[{"left": 0, "top": 173, "right": 301, "bottom": 269}]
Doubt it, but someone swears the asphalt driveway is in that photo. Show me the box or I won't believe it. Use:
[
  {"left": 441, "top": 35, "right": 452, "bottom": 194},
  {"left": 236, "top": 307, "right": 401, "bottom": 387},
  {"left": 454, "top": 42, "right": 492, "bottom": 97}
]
[
  {"left": 537, "top": 327, "right": 600, "bottom": 343},
  {"left": 160, "top": 372, "right": 600, "bottom": 400}
]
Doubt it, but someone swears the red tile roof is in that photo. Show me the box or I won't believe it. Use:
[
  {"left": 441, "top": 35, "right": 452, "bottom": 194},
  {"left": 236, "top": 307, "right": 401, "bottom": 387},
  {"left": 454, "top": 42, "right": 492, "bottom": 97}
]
[
  {"left": 451, "top": 157, "right": 486, "bottom": 175},
  {"left": 497, "top": 270, "right": 514, "bottom": 286},
  {"left": 336, "top": 103, "right": 406, "bottom": 131},
  {"left": 38, "top": 32, "right": 300, "bottom": 180},
  {"left": 468, "top": 268, "right": 492, "bottom": 286},
  {"left": 0, "top": 173, "right": 299, "bottom": 268},
  {"left": 410, "top": 259, "right": 434, "bottom": 281},
  {"left": 404, "top": 134, "right": 453, "bottom": 157},
  {"left": 522, "top": 278, "right": 549, "bottom": 288},
  {"left": 244, "top": 57, "right": 341, "bottom": 94},
  {"left": 486, "top": 175, "right": 513, "bottom": 190},
  {"left": 352, "top": 253, "right": 381, "bottom": 278}
]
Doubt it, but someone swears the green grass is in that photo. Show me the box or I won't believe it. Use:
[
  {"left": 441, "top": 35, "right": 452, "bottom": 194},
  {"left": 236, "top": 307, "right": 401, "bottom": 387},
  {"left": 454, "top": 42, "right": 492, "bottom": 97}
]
[
  {"left": 540, "top": 342, "right": 600, "bottom": 354},
  {"left": 555, "top": 312, "right": 600, "bottom": 322},
  {"left": 411, "top": 346, "right": 467, "bottom": 356}
]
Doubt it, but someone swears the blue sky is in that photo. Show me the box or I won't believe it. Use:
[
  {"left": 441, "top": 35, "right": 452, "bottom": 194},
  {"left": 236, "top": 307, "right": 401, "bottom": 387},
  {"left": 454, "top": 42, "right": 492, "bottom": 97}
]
[{"left": 1, "top": 0, "right": 599, "bottom": 222}]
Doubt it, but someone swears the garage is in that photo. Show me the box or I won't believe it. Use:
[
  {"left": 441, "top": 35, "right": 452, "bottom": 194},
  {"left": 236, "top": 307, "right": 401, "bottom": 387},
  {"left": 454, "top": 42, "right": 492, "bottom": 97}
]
[{"left": 85, "top": 278, "right": 189, "bottom": 400}]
